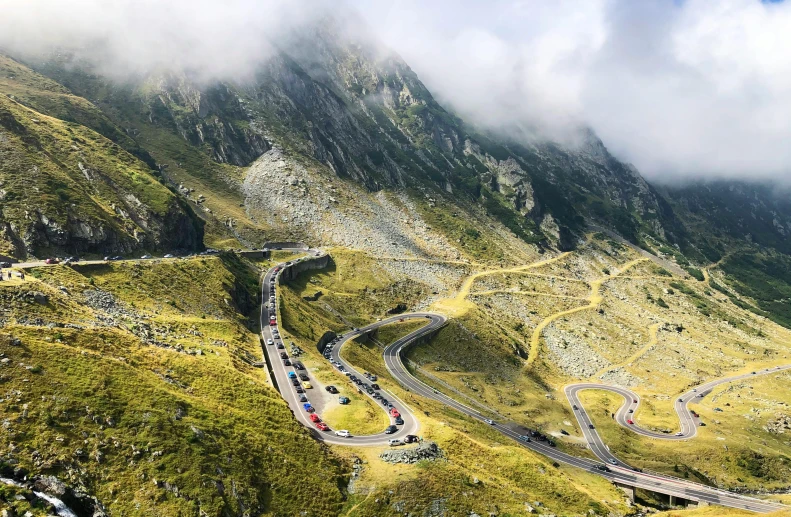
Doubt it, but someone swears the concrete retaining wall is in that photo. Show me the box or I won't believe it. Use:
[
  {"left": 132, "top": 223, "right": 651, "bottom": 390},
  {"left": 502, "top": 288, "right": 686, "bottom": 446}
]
[
  {"left": 280, "top": 254, "right": 331, "bottom": 282},
  {"left": 263, "top": 241, "right": 308, "bottom": 250}
]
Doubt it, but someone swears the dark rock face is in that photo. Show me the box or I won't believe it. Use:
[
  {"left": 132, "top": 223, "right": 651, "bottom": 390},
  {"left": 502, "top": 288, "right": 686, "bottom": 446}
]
[{"left": 379, "top": 441, "right": 444, "bottom": 464}]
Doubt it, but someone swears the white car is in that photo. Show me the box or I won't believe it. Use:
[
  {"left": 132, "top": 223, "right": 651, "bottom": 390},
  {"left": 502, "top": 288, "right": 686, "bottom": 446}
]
[
  {"left": 388, "top": 439, "right": 403, "bottom": 446},
  {"left": 266, "top": 339, "right": 274, "bottom": 346},
  {"left": 164, "top": 254, "right": 174, "bottom": 258},
  {"left": 335, "top": 430, "right": 351, "bottom": 438},
  {"left": 484, "top": 419, "right": 495, "bottom": 425}
]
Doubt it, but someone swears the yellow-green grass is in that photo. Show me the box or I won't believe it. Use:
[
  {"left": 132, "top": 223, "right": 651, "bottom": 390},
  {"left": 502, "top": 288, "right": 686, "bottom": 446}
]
[
  {"left": 655, "top": 507, "right": 791, "bottom": 517},
  {"left": 0, "top": 257, "right": 348, "bottom": 516}
]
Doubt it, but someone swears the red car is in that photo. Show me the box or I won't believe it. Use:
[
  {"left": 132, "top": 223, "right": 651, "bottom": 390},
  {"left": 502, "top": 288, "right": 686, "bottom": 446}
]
[
  {"left": 45, "top": 258, "right": 59, "bottom": 264},
  {"left": 269, "top": 320, "right": 277, "bottom": 326},
  {"left": 389, "top": 408, "right": 400, "bottom": 418},
  {"left": 309, "top": 414, "right": 321, "bottom": 423},
  {"left": 627, "top": 419, "right": 634, "bottom": 425},
  {"left": 316, "top": 422, "right": 329, "bottom": 431}
]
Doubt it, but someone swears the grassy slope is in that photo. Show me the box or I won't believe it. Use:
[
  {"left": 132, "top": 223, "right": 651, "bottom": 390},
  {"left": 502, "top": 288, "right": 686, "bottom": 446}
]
[
  {"left": 0, "top": 257, "right": 346, "bottom": 516},
  {"left": 0, "top": 93, "right": 196, "bottom": 257}
]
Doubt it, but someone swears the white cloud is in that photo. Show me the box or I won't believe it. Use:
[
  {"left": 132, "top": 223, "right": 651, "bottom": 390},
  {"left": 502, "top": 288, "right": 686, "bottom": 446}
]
[{"left": 355, "top": 0, "right": 791, "bottom": 183}]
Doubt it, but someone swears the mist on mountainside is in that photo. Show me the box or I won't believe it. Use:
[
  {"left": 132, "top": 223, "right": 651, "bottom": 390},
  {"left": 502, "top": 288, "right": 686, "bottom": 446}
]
[{"left": 2, "top": 0, "right": 790, "bottom": 185}]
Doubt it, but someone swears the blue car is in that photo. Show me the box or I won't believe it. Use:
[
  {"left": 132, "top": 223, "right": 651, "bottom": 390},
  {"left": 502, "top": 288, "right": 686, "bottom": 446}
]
[
  {"left": 303, "top": 403, "right": 314, "bottom": 413},
  {"left": 288, "top": 372, "right": 297, "bottom": 379}
]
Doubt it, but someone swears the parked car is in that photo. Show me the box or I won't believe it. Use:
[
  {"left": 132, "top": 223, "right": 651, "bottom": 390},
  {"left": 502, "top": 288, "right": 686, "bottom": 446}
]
[
  {"left": 389, "top": 408, "right": 400, "bottom": 418},
  {"left": 609, "top": 459, "right": 618, "bottom": 465},
  {"left": 283, "top": 359, "right": 291, "bottom": 366},
  {"left": 302, "top": 382, "right": 312, "bottom": 389},
  {"left": 293, "top": 362, "right": 304, "bottom": 370},
  {"left": 394, "top": 416, "right": 404, "bottom": 425},
  {"left": 627, "top": 419, "right": 634, "bottom": 425},
  {"left": 309, "top": 414, "right": 321, "bottom": 423},
  {"left": 291, "top": 378, "right": 299, "bottom": 386},
  {"left": 302, "top": 403, "right": 314, "bottom": 412},
  {"left": 279, "top": 352, "right": 288, "bottom": 359},
  {"left": 325, "top": 386, "right": 338, "bottom": 394},
  {"left": 519, "top": 435, "right": 531, "bottom": 442},
  {"left": 384, "top": 425, "right": 398, "bottom": 434},
  {"left": 388, "top": 439, "right": 403, "bottom": 446},
  {"left": 295, "top": 386, "right": 303, "bottom": 393},
  {"left": 287, "top": 372, "right": 297, "bottom": 379},
  {"left": 371, "top": 383, "right": 380, "bottom": 390},
  {"left": 276, "top": 342, "right": 284, "bottom": 349},
  {"left": 0, "top": 262, "right": 11, "bottom": 268},
  {"left": 339, "top": 396, "right": 350, "bottom": 404},
  {"left": 316, "top": 422, "right": 329, "bottom": 431},
  {"left": 266, "top": 338, "right": 274, "bottom": 346},
  {"left": 335, "top": 430, "right": 351, "bottom": 438},
  {"left": 299, "top": 373, "right": 309, "bottom": 381},
  {"left": 45, "top": 258, "right": 59, "bottom": 264},
  {"left": 404, "top": 435, "right": 418, "bottom": 443},
  {"left": 588, "top": 424, "right": 595, "bottom": 429},
  {"left": 484, "top": 419, "right": 495, "bottom": 425},
  {"left": 269, "top": 320, "right": 277, "bottom": 326},
  {"left": 141, "top": 254, "right": 152, "bottom": 259},
  {"left": 298, "top": 395, "right": 308, "bottom": 402},
  {"left": 164, "top": 254, "right": 174, "bottom": 258}
]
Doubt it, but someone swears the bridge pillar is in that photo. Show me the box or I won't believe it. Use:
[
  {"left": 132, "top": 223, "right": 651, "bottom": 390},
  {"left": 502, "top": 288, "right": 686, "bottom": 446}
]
[{"left": 614, "top": 482, "right": 635, "bottom": 502}]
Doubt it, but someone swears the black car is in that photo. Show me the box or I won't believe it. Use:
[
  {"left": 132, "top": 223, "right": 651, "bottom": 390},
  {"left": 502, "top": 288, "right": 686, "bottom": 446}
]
[
  {"left": 283, "top": 359, "right": 291, "bottom": 366},
  {"left": 366, "top": 389, "right": 374, "bottom": 395},
  {"left": 276, "top": 343, "right": 284, "bottom": 349},
  {"left": 291, "top": 378, "right": 300, "bottom": 386},
  {"left": 326, "top": 386, "right": 338, "bottom": 394},
  {"left": 279, "top": 352, "right": 288, "bottom": 359},
  {"left": 588, "top": 424, "right": 595, "bottom": 429},
  {"left": 384, "top": 425, "right": 398, "bottom": 434},
  {"left": 394, "top": 416, "right": 404, "bottom": 425},
  {"left": 380, "top": 398, "right": 389, "bottom": 406},
  {"left": 294, "top": 362, "right": 304, "bottom": 370},
  {"left": 404, "top": 435, "right": 418, "bottom": 443},
  {"left": 0, "top": 262, "right": 11, "bottom": 268},
  {"left": 299, "top": 373, "right": 309, "bottom": 381},
  {"left": 371, "top": 383, "right": 380, "bottom": 390},
  {"left": 295, "top": 386, "right": 303, "bottom": 393},
  {"left": 595, "top": 465, "right": 611, "bottom": 472}
]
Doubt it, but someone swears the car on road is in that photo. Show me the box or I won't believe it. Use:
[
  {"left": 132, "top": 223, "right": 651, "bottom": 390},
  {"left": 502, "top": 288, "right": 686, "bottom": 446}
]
[
  {"left": 588, "top": 424, "right": 595, "bottom": 429},
  {"left": 752, "top": 371, "right": 756, "bottom": 375},
  {"left": 291, "top": 378, "right": 299, "bottom": 386},
  {"left": 371, "top": 383, "right": 380, "bottom": 390},
  {"left": 389, "top": 408, "right": 400, "bottom": 418},
  {"left": 366, "top": 388, "right": 374, "bottom": 395},
  {"left": 678, "top": 398, "right": 683, "bottom": 402},
  {"left": 388, "top": 439, "right": 403, "bottom": 446},
  {"left": 164, "top": 254, "right": 174, "bottom": 258},
  {"left": 627, "top": 419, "right": 634, "bottom": 425},
  {"left": 0, "top": 262, "right": 11, "bottom": 268},
  {"left": 293, "top": 362, "right": 303, "bottom": 369},
  {"left": 283, "top": 359, "right": 291, "bottom": 366},
  {"left": 518, "top": 435, "right": 531, "bottom": 442},
  {"left": 335, "top": 430, "right": 351, "bottom": 438},
  {"left": 484, "top": 419, "right": 495, "bottom": 425},
  {"left": 628, "top": 409, "right": 634, "bottom": 413},
  {"left": 309, "top": 414, "right": 321, "bottom": 423},
  {"left": 302, "top": 382, "right": 312, "bottom": 389},
  {"left": 295, "top": 386, "right": 303, "bottom": 393},
  {"left": 279, "top": 352, "right": 288, "bottom": 359},
  {"left": 609, "top": 459, "right": 618, "bottom": 465},
  {"left": 266, "top": 338, "right": 274, "bottom": 346},
  {"left": 298, "top": 395, "right": 308, "bottom": 402},
  {"left": 141, "top": 254, "right": 152, "bottom": 259},
  {"left": 316, "top": 422, "right": 329, "bottom": 431},
  {"left": 325, "top": 386, "right": 338, "bottom": 394},
  {"left": 45, "top": 258, "right": 59, "bottom": 264},
  {"left": 394, "top": 416, "right": 404, "bottom": 425},
  {"left": 269, "top": 320, "right": 277, "bottom": 326},
  {"left": 699, "top": 422, "right": 706, "bottom": 426},
  {"left": 572, "top": 405, "right": 578, "bottom": 410},
  {"left": 595, "top": 465, "right": 611, "bottom": 472},
  {"left": 299, "top": 373, "right": 309, "bottom": 381},
  {"left": 380, "top": 398, "right": 389, "bottom": 406},
  {"left": 384, "top": 425, "right": 398, "bottom": 434},
  {"left": 303, "top": 404, "right": 314, "bottom": 413},
  {"left": 404, "top": 435, "right": 418, "bottom": 443},
  {"left": 270, "top": 315, "right": 276, "bottom": 322},
  {"left": 288, "top": 372, "right": 297, "bottom": 379},
  {"left": 276, "top": 342, "right": 284, "bottom": 349},
  {"left": 675, "top": 432, "right": 683, "bottom": 436},
  {"left": 633, "top": 399, "right": 637, "bottom": 403}
]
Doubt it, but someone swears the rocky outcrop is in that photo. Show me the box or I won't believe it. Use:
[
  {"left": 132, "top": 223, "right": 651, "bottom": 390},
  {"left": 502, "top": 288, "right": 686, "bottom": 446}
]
[{"left": 379, "top": 441, "right": 444, "bottom": 464}]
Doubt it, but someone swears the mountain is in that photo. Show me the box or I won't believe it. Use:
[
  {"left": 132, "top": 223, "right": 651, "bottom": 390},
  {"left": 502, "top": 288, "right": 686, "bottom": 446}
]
[{"left": 2, "top": 14, "right": 791, "bottom": 517}]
